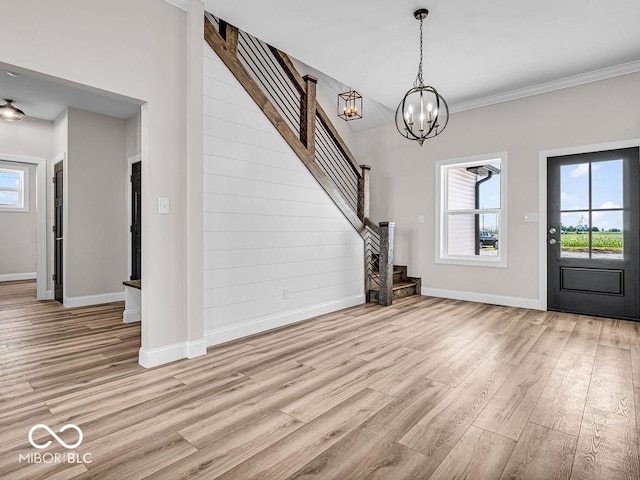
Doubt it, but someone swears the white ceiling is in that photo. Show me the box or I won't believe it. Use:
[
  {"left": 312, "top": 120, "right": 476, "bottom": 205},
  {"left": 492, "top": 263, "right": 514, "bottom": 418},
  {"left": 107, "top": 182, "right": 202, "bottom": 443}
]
[
  {"left": 3, "top": 1, "right": 639, "bottom": 127},
  {"left": 0, "top": 63, "right": 140, "bottom": 122},
  {"left": 203, "top": 0, "right": 640, "bottom": 117}
]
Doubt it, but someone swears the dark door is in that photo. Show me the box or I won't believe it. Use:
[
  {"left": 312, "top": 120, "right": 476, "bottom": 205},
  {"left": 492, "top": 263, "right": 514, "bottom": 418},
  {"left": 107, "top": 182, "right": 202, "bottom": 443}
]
[
  {"left": 53, "top": 162, "right": 63, "bottom": 303},
  {"left": 130, "top": 161, "right": 141, "bottom": 280},
  {"left": 547, "top": 147, "right": 639, "bottom": 320}
]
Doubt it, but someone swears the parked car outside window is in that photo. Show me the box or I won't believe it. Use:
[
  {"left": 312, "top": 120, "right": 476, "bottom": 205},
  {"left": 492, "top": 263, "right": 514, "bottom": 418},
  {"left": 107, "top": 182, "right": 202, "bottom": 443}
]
[{"left": 479, "top": 231, "right": 498, "bottom": 248}]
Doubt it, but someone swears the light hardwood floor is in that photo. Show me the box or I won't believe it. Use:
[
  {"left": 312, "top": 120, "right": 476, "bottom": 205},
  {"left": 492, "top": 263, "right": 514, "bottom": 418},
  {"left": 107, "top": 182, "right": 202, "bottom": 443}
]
[{"left": 1, "top": 280, "right": 639, "bottom": 479}]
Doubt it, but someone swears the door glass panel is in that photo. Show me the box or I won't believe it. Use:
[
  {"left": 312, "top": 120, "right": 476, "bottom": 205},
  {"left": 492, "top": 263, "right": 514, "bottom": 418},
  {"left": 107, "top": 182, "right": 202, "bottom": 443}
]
[
  {"left": 592, "top": 159, "right": 623, "bottom": 210},
  {"left": 592, "top": 210, "right": 623, "bottom": 259},
  {"left": 560, "top": 163, "right": 589, "bottom": 210},
  {"left": 560, "top": 211, "right": 590, "bottom": 258}
]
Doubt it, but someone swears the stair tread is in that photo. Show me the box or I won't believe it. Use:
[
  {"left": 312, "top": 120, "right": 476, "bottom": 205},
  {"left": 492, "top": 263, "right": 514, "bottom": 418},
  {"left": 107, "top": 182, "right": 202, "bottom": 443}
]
[{"left": 370, "top": 280, "right": 419, "bottom": 292}]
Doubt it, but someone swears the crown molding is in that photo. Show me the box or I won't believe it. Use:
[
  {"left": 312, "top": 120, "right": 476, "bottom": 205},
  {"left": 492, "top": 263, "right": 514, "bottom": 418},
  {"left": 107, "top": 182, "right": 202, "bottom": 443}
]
[
  {"left": 164, "top": 0, "right": 189, "bottom": 12},
  {"left": 450, "top": 59, "right": 640, "bottom": 113}
]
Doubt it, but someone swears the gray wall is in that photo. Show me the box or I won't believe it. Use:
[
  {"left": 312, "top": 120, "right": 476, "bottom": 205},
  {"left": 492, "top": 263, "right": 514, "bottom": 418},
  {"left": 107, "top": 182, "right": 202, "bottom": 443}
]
[
  {"left": 66, "top": 108, "right": 127, "bottom": 299},
  {"left": 352, "top": 72, "right": 640, "bottom": 305}
]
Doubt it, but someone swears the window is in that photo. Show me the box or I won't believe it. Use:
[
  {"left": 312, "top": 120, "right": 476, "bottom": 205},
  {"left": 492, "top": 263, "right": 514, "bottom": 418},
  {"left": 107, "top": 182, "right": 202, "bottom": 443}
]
[
  {"left": 0, "top": 163, "right": 29, "bottom": 212},
  {"left": 435, "top": 153, "right": 507, "bottom": 267}
]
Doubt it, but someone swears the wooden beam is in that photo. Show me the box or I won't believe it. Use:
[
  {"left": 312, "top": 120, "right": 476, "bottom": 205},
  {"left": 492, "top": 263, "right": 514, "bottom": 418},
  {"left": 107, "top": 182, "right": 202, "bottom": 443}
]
[
  {"left": 203, "top": 16, "right": 363, "bottom": 233},
  {"left": 269, "top": 46, "right": 306, "bottom": 93},
  {"left": 378, "top": 222, "right": 395, "bottom": 306},
  {"left": 301, "top": 75, "right": 317, "bottom": 156},
  {"left": 269, "top": 46, "right": 362, "bottom": 179},
  {"left": 358, "top": 165, "right": 371, "bottom": 221},
  {"left": 221, "top": 21, "right": 238, "bottom": 55}
]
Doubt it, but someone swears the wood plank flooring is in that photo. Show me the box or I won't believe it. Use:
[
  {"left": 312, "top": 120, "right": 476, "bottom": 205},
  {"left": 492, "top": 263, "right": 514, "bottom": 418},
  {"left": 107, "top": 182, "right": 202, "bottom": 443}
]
[{"left": 1, "top": 280, "right": 639, "bottom": 479}]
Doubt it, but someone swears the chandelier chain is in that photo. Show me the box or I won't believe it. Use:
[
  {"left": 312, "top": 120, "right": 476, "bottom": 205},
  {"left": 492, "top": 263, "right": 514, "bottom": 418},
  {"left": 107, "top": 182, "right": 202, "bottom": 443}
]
[{"left": 414, "top": 17, "right": 424, "bottom": 87}]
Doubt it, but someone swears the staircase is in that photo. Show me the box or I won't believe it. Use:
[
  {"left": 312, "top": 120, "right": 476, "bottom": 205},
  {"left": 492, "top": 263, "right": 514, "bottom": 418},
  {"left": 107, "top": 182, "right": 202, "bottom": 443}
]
[
  {"left": 204, "top": 12, "right": 421, "bottom": 305},
  {"left": 368, "top": 264, "right": 422, "bottom": 303}
]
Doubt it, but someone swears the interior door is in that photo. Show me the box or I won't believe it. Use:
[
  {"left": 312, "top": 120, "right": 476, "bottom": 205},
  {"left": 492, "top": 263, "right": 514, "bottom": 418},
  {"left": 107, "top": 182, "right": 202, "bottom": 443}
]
[
  {"left": 547, "top": 147, "right": 639, "bottom": 320},
  {"left": 53, "top": 162, "right": 63, "bottom": 303},
  {"left": 130, "top": 161, "right": 141, "bottom": 280}
]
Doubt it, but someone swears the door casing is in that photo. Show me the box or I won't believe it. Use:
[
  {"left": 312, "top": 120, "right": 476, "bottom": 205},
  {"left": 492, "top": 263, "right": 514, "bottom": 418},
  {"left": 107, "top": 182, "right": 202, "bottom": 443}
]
[{"left": 538, "top": 138, "right": 640, "bottom": 311}]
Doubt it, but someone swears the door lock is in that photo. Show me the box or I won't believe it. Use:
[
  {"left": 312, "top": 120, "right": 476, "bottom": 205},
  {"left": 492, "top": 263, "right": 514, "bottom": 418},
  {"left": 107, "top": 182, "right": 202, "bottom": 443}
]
[
  {"left": 549, "top": 227, "right": 557, "bottom": 234},
  {"left": 549, "top": 238, "right": 557, "bottom": 245}
]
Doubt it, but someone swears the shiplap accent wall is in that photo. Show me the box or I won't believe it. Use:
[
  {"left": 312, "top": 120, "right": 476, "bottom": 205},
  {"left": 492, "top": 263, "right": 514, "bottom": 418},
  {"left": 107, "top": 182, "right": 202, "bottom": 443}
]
[{"left": 203, "top": 43, "right": 364, "bottom": 346}]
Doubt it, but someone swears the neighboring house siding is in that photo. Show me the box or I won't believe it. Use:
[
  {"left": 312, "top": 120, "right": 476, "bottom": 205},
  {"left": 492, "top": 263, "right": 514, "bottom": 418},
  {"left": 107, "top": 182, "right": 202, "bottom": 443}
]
[
  {"left": 447, "top": 167, "right": 476, "bottom": 256},
  {"left": 202, "top": 42, "right": 364, "bottom": 345}
]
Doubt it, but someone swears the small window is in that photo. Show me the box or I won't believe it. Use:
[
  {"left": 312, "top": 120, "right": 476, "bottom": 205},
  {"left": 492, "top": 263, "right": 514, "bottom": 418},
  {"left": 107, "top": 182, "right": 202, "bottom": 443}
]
[
  {"left": 436, "top": 153, "right": 507, "bottom": 267},
  {"left": 0, "top": 163, "right": 29, "bottom": 212}
]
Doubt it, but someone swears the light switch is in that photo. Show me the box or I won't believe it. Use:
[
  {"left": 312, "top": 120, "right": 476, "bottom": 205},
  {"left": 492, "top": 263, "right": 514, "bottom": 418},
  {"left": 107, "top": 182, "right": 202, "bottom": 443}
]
[
  {"left": 418, "top": 215, "right": 424, "bottom": 224},
  {"left": 158, "top": 197, "right": 170, "bottom": 214},
  {"left": 524, "top": 212, "right": 539, "bottom": 223}
]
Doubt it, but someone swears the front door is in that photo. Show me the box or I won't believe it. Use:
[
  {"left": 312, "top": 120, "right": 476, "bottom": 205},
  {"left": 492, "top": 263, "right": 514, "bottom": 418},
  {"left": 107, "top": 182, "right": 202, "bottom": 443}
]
[
  {"left": 53, "top": 162, "right": 63, "bottom": 303},
  {"left": 547, "top": 147, "right": 640, "bottom": 320}
]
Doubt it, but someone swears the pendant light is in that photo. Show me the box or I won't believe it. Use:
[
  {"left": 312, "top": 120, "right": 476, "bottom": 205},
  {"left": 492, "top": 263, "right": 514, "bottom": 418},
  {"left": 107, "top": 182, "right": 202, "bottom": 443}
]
[
  {"left": 395, "top": 9, "right": 448, "bottom": 146},
  {"left": 0, "top": 99, "right": 25, "bottom": 122}
]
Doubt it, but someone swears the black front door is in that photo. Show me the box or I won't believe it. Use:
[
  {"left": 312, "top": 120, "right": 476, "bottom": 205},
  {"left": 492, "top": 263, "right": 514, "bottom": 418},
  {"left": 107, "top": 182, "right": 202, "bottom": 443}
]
[
  {"left": 130, "top": 161, "right": 141, "bottom": 280},
  {"left": 547, "top": 147, "right": 640, "bottom": 320},
  {"left": 53, "top": 162, "right": 63, "bottom": 303}
]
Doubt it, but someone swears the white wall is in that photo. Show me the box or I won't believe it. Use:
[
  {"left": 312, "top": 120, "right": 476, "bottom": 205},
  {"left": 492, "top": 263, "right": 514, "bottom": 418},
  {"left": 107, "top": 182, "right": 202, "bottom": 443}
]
[
  {"left": 65, "top": 108, "right": 127, "bottom": 301},
  {"left": 0, "top": 0, "right": 197, "bottom": 363},
  {"left": 0, "top": 117, "right": 53, "bottom": 281},
  {"left": 125, "top": 112, "right": 141, "bottom": 159},
  {"left": 352, "top": 72, "right": 640, "bottom": 307},
  {"left": 203, "top": 42, "right": 364, "bottom": 345}
]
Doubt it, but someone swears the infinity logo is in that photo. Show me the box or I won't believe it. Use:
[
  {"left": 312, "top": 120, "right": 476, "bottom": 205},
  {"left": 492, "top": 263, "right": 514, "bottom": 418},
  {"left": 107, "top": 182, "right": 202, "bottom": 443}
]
[{"left": 28, "top": 424, "right": 83, "bottom": 450}]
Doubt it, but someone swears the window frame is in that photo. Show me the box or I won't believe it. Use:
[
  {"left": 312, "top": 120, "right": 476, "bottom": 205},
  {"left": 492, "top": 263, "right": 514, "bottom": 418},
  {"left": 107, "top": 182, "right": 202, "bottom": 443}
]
[
  {"left": 0, "top": 163, "right": 29, "bottom": 212},
  {"left": 435, "top": 152, "right": 508, "bottom": 268}
]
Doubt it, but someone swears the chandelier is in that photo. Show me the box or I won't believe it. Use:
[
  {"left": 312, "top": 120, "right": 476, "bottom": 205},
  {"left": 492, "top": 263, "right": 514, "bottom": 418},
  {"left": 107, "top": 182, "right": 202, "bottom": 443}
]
[
  {"left": 337, "top": 89, "right": 362, "bottom": 122},
  {"left": 395, "top": 9, "right": 448, "bottom": 146},
  {"left": 0, "top": 99, "right": 25, "bottom": 122}
]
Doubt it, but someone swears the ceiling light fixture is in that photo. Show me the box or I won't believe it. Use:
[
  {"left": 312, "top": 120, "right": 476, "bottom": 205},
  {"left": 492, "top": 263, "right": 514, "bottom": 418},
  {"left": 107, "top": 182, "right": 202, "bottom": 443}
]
[
  {"left": 0, "top": 99, "right": 25, "bottom": 122},
  {"left": 338, "top": 89, "right": 363, "bottom": 122},
  {"left": 395, "top": 9, "right": 449, "bottom": 146}
]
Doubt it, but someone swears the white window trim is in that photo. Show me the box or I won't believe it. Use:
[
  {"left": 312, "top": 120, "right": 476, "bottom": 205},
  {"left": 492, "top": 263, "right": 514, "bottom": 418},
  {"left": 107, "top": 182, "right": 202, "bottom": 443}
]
[
  {"left": 0, "top": 162, "right": 29, "bottom": 212},
  {"left": 435, "top": 152, "right": 508, "bottom": 268}
]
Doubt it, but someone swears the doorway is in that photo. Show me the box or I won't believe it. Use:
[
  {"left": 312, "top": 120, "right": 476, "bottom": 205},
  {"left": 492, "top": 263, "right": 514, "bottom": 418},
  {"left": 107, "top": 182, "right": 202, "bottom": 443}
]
[
  {"left": 547, "top": 147, "right": 639, "bottom": 320},
  {"left": 53, "top": 161, "right": 63, "bottom": 303}
]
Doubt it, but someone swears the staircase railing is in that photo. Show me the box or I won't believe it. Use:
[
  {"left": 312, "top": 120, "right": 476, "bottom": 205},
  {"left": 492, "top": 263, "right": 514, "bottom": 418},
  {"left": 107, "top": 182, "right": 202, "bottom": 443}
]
[{"left": 204, "top": 13, "right": 395, "bottom": 304}]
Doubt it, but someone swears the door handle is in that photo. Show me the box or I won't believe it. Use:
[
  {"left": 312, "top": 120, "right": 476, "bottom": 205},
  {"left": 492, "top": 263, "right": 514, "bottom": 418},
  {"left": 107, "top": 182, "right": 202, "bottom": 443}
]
[
  {"left": 549, "top": 238, "right": 557, "bottom": 245},
  {"left": 55, "top": 237, "right": 63, "bottom": 241}
]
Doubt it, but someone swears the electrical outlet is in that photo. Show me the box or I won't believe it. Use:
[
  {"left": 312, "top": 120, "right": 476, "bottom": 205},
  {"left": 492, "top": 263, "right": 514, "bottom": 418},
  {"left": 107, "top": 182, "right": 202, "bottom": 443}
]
[{"left": 283, "top": 288, "right": 290, "bottom": 300}]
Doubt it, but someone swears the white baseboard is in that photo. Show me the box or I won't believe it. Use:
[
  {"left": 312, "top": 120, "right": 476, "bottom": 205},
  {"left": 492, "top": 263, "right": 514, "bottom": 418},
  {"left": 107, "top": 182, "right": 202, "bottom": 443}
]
[
  {"left": 64, "top": 291, "right": 125, "bottom": 308},
  {"left": 205, "top": 294, "right": 365, "bottom": 347},
  {"left": 0, "top": 272, "right": 36, "bottom": 282},
  {"left": 45, "top": 290, "right": 54, "bottom": 300},
  {"left": 139, "top": 339, "right": 207, "bottom": 368},
  {"left": 186, "top": 339, "right": 207, "bottom": 359},
  {"left": 123, "top": 308, "right": 141, "bottom": 323},
  {"left": 421, "top": 287, "right": 544, "bottom": 311}
]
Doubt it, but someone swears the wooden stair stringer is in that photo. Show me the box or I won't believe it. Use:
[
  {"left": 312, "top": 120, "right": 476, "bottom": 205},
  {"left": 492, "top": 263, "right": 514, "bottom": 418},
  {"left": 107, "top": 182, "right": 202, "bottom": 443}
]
[{"left": 204, "top": 16, "right": 364, "bottom": 235}]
